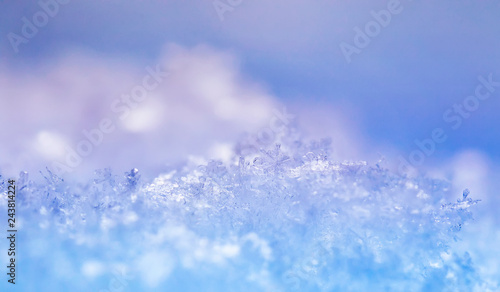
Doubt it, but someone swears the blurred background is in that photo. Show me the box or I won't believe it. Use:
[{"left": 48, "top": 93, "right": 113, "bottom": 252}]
[{"left": 0, "top": 0, "right": 499, "bottom": 283}]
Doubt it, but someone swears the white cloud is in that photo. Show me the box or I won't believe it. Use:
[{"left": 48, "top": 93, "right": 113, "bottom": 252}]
[
  {"left": 0, "top": 44, "right": 369, "bottom": 178},
  {"left": 34, "top": 130, "right": 67, "bottom": 160},
  {"left": 0, "top": 45, "right": 279, "bottom": 177},
  {"left": 137, "top": 252, "right": 174, "bottom": 288},
  {"left": 81, "top": 260, "right": 106, "bottom": 279}
]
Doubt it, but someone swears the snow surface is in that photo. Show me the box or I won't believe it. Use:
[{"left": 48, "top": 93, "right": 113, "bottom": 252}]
[{"left": 0, "top": 128, "right": 494, "bottom": 291}]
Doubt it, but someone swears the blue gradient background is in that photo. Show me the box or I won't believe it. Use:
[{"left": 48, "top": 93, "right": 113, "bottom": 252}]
[
  {"left": 1, "top": 1, "right": 499, "bottom": 163},
  {"left": 0, "top": 0, "right": 499, "bottom": 290}
]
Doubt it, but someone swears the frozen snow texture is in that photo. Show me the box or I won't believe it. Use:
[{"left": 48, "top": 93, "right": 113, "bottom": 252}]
[{"left": 0, "top": 129, "right": 493, "bottom": 291}]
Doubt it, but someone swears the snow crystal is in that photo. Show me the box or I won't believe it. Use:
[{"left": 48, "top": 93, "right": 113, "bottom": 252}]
[{"left": 0, "top": 129, "right": 492, "bottom": 291}]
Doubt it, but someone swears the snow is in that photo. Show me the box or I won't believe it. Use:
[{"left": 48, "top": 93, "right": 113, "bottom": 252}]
[{"left": 0, "top": 129, "right": 493, "bottom": 291}]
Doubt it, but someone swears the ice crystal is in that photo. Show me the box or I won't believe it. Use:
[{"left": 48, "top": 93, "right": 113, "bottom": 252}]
[{"left": 0, "top": 132, "right": 492, "bottom": 291}]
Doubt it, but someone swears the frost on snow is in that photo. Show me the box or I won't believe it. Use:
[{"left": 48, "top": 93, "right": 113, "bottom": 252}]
[{"left": 0, "top": 129, "right": 491, "bottom": 291}]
